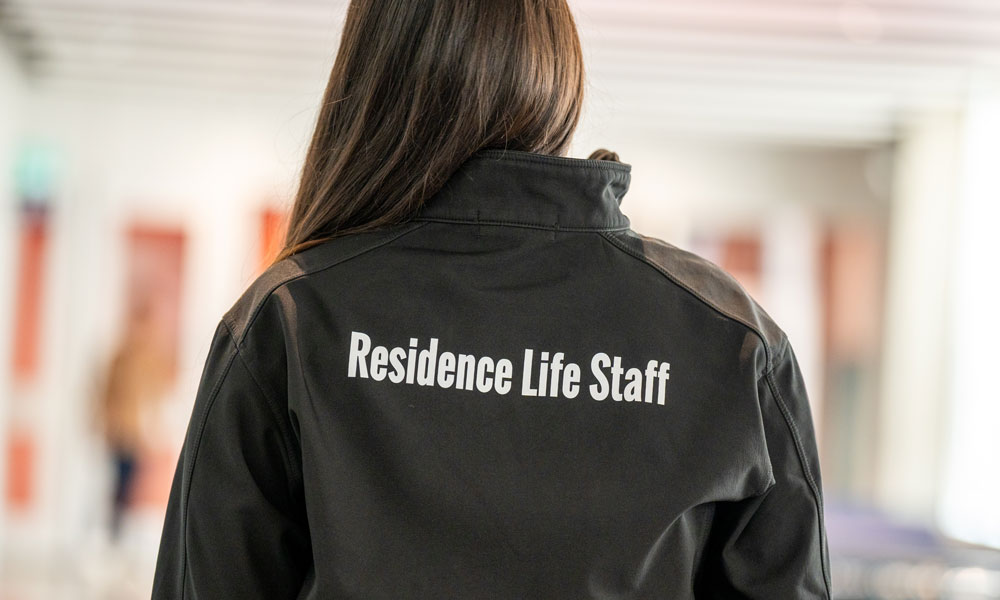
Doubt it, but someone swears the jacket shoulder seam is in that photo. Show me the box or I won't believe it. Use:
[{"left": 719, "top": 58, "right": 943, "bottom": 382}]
[
  {"left": 179, "top": 322, "right": 240, "bottom": 600},
  {"left": 762, "top": 359, "right": 832, "bottom": 598},
  {"left": 225, "top": 221, "right": 429, "bottom": 347},
  {"left": 223, "top": 319, "right": 304, "bottom": 495},
  {"left": 599, "top": 230, "right": 777, "bottom": 371}
]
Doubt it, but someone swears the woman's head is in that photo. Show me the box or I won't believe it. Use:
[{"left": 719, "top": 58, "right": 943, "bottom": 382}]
[{"left": 278, "top": 0, "right": 586, "bottom": 260}]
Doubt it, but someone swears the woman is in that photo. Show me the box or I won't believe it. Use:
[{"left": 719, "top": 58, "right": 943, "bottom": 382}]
[
  {"left": 98, "top": 298, "right": 173, "bottom": 540},
  {"left": 153, "top": 1, "right": 831, "bottom": 598}
]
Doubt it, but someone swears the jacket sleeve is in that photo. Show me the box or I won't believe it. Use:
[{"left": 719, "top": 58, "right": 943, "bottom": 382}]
[
  {"left": 152, "top": 320, "right": 311, "bottom": 599},
  {"left": 699, "top": 339, "right": 832, "bottom": 599}
]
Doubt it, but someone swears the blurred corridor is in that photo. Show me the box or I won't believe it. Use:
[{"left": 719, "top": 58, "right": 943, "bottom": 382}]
[{"left": 1, "top": 0, "right": 999, "bottom": 598}]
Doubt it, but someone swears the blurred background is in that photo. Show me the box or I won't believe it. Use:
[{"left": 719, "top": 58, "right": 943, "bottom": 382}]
[{"left": 1, "top": 0, "right": 999, "bottom": 598}]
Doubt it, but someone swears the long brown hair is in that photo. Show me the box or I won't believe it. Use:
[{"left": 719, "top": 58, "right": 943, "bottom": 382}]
[{"left": 276, "top": 0, "right": 590, "bottom": 261}]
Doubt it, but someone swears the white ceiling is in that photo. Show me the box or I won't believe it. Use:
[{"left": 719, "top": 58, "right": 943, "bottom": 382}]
[{"left": 3, "top": 0, "right": 1000, "bottom": 147}]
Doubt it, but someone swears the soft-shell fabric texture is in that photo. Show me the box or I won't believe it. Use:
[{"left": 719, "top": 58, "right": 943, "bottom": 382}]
[{"left": 152, "top": 149, "right": 832, "bottom": 599}]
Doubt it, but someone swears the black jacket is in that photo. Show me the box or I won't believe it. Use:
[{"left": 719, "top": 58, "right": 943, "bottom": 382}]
[{"left": 152, "top": 149, "right": 831, "bottom": 599}]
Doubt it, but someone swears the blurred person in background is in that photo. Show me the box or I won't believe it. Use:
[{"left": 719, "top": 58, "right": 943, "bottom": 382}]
[
  {"left": 97, "top": 295, "right": 173, "bottom": 541},
  {"left": 152, "top": 1, "right": 829, "bottom": 598}
]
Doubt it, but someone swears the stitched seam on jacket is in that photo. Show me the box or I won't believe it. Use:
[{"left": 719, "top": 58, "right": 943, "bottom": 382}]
[
  {"left": 413, "top": 216, "right": 630, "bottom": 232},
  {"left": 225, "top": 319, "right": 304, "bottom": 494},
  {"left": 601, "top": 229, "right": 783, "bottom": 497},
  {"left": 599, "top": 230, "right": 774, "bottom": 372},
  {"left": 179, "top": 326, "right": 240, "bottom": 600},
  {"left": 763, "top": 366, "right": 832, "bottom": 599},
  {"left": 475, "top": 149, "right": 632, "bottom": 173},
  {"left": 231, "top": 221, "right": 429, "bottom": 347}
]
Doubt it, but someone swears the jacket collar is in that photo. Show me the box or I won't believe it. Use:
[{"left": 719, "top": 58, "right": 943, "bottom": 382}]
[{"left": 415, "top": 149, "right": 632, "bottom": 231}]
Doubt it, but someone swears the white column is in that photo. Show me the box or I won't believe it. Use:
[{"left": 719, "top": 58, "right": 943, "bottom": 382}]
[
  {"left": 875, "top": 111, "right": 962, "bottom": 521},
  {"left": 938, "top": 78, "right": 1000, "bottom": 548}
]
